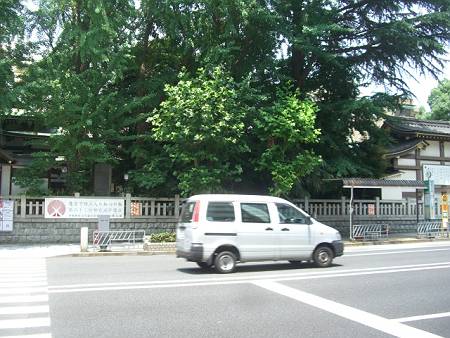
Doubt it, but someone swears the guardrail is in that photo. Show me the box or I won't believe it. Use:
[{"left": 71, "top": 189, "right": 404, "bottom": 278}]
[
  {"left": 352, "top": 224, "right": 389, "bottom": 241},
  {"left": 417, "top": 221, "right": 448, "bottom": 239},
  {"left": 92, "top": 230, "right": 146, "bottom": 251}
]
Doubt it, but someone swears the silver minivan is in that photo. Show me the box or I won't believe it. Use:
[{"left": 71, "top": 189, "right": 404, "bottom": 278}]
[{"left": 176, "top": 194, "right": 343, "bottom": 273}]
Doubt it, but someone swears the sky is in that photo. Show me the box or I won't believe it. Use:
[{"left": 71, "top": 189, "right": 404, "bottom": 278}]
[{"left": 360, "top": 59, "right": 450, "bottom": 112}]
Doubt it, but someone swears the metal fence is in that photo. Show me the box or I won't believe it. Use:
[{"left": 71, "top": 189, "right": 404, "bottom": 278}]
[
  {"left": 417, "top": 221, "right": 448, "bottom": 239},
  {"left": 352, "top": 224, "right": 389, "bottom": 241},
  {"left": 92, "top": 230, "right": 146, "bottom": 251}
]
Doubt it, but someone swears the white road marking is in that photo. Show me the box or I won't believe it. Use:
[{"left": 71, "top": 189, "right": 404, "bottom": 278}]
[
  {"left": 0, "top": 317, "right": 50, "bottom": 329},
  {"left": 0, "top": 295, "right": 49, "bottom": 304},
  {"left": 253, "top": 280, "right": 442, "bottom": 338},
  {"left": 0, "top": 287, "right": 49, "bottom": 295},
  {"left": 0, "top": 334, "right": 52, "bottom": 338},
  {"left": 48, "top": 262, "right": 450, "bottom": 293},
  {"left": 48, "top": 261, "right": 450, "bottom": 290},
  {"left": 0, "top": 257, "right": 52, "bottom": 338},
  {"left": 0, "top": 305, "right": 49, "bottom": 315},
  {"left": 0, "top": 282, "right": 48, "bottom": 288},
  {"left": 345, "top": 248, "right": 450, "bottom": 257},
  {"left": 0, "top": 278, "right": 47, "bottom": 283},
  {"left": 394, "top": 312, "right": 450, "bottom": 323}
]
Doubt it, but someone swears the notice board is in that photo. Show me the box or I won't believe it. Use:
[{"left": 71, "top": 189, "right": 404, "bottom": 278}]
[{"left": 0, "top": 200, "right": 14, "bottom": 232}]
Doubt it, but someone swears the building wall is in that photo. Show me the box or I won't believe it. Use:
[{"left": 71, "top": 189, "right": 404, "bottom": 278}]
[{"left": 421, "top": 140, "right": 441, "bottom": 156}]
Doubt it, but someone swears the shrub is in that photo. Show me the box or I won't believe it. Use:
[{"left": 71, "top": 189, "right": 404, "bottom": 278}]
[{"left": 151, "top": 231, "right": 176, "bottom": 243}]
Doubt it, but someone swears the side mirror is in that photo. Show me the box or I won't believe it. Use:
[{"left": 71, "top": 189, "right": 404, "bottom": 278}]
[{"left": 306, "top": 216, "right": 312, "bottom": 225}]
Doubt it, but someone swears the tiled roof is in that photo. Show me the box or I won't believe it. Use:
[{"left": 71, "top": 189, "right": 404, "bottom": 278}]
[
  {"left": 385, "top": 139, "right": 427, "bottom": 157},
  {"left": 385, "top": 116, "right": 450, "bottom": 137},
  {"left": 342, "top": 178, "right": 425, "bottom": 188}
]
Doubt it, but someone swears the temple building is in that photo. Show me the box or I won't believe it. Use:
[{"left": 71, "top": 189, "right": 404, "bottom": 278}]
[{"left": 383, "top": 117, "right": 450, "bottom": 200}]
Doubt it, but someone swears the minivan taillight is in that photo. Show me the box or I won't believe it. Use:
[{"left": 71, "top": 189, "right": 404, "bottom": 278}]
[{"left": 192, "top": 201, "right": 200, "bottom": 222}]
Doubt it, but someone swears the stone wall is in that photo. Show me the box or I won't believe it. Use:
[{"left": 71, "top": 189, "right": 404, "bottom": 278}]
[
  {"left": 0, "top": 216, "right": 421, "bottom": 244},
  {"left": 0, "top": 217, "right": 178, "bottom": 244}
]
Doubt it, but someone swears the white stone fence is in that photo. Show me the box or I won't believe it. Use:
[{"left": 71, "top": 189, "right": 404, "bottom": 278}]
[{"left": 0, "top": 194, "right": 427, "bottom": 220}]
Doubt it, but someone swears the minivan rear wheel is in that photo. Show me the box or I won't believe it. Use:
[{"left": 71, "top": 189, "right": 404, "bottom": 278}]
[
  {"left": 214, "top": 251, "right": 237, "bottom": 273},
  {"left": 196, "top": 262, "right": 212, "bottom": 269},
  {"left": 313, "top": 246, "right": 333, "bottom": 268}
]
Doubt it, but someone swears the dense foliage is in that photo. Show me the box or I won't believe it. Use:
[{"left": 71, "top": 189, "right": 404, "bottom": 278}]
[
  {"left": 428, "top": 79, "right": 450, "bottom": 120},
  {"left": 2, "top": 0, "right": 450, "bottom": 196}
]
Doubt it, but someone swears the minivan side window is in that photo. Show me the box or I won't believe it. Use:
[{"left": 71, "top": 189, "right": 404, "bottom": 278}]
[
  {"left": 206, "top": 202, "right": 235, "bottom": 222},
  {"left": 276, "top": 203, "right": 307, "bottom": 224},
  {"left": 181, "top": 202, "right": 195, "bottom": 222},
  {"left": 241, "top": 203, "right": 271, "bottom": 223}
]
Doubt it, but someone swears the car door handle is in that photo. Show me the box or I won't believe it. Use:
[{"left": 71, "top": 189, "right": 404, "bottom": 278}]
[
  {"left": 281, "top": 228, "right": 290, "bottom": 231},
  {"left": 265, "top": 227, "right": 273, "bottom": 231}
]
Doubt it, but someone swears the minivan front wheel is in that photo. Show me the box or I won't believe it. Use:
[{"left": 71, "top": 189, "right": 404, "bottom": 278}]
[
  {"left": 214, "top": 251, "right": 237, "bottom": 273},
  {"left": 313, "top": 246, "right": 333, "bottom": 268}
]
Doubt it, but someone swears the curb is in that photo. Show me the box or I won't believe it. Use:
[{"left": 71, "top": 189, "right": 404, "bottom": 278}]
[{"left": 344, "top": 237, "right": 450, "bottom": 246}]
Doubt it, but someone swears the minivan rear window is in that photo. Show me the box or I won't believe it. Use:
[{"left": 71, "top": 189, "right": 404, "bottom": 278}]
[
  {"left": 181, "top": 202, "right": 196, "bottom": 222},
  {"left": 206, "top": 202, "right": 235, "bottom": 222},
  {"left": 241, "top": 203, "right": 270, "bottom": 223}
]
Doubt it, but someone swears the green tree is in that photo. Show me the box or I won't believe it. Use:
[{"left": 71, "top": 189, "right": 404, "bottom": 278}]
[
  {"left": 0, "top": 0, "right": 26, "bottom": 115},
  {"left": 18, "top": 0, "right": 136, "bottom": 193},
  {"left": 428, "top": 79, "right": 450, "bottom": 120},
  {"left": 150, "top": 67, "right": 254, "bottom": 195},
  {"left": 270, "top": 0, "right": 450, "bottom": 180},
  {"left": 256, "top": 87, "right": 321, "bottom": 196}
]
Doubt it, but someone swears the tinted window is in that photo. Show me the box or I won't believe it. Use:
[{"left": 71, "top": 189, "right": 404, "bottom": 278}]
[
  {"left": 206, "top": 202, "right": 235, "bottom": 222},
  {"left": 181, "top": 202, "right": 195, "bottom": 222},
  {"left": 276, "top": 203, "right": 307, "bottom": 224},
  {"left": 241, "top": 203, "right": 270, "bottom": 223}
]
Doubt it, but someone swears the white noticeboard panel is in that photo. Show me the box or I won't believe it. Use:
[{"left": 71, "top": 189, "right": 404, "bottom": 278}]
[
  {"left": 45, "top": 198, "right": 124, "bottom": 219},
  {"left": 0, "top": 200, "right": 14, "bottom": 232},
  {"left": 423, "top": 165, "right": 450, "bottom": 186}
]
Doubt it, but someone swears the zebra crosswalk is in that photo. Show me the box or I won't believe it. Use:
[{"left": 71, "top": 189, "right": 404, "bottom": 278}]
[{"left": 0, "top": 258, "right": 52, "bottom": 338}]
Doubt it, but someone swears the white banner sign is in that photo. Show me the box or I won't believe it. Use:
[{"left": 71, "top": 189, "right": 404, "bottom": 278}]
[
  {"left": 45, "top": 198, "right": 124, "bottom": 219},
  {"left": 423, "top": 165, "right": 450, "bottom": 186},
  {"left": 0, "top": 200, "right": 14, "bottom": 231}
]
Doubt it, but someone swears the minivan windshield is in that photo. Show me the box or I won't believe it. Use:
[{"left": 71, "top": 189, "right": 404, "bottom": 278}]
[{"left": 181, "top": 202, "right": 195, "bottom": 222}]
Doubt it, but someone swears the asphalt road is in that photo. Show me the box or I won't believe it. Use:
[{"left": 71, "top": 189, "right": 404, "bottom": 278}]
[{"left": 2, "top": 242, "right": 450, "bottom": 338}]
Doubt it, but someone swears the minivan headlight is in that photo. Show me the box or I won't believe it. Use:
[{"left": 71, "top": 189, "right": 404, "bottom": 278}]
[{"left": 336, "top": 231, "right": 342, "bottom": 240}]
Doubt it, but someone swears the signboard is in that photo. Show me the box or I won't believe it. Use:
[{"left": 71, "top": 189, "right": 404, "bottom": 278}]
[
  {"left": 45, "top": 198, "right": 124, "bottom": 219},
  {"left": 423, "top": 165, "right": 450, "bottom": 186},
  {"left": 442, "top": 193, "right": 449, "bottom": 230},
  {"left": 0, "top": 200, "right": 14, "bottom": 232},
  {"left": 130, "top": 202, "right": 142, "bottom": 216}
]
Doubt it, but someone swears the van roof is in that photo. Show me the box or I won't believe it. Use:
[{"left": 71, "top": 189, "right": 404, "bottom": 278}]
[{"left": 187, "top": 194, "right": 290, "bottom": 204}]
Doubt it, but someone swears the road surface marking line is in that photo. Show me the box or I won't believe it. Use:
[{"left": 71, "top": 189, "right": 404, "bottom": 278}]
[
  {"left": 0, "top": 282, "right": 48, "bottom": 288},
  {"left": 0, "top": 317, "right": 50, "bottom": 329},
  {"left": 0, "top": 287, "right": 48, "bottom": 295},
  {"left": 346, "top": 248, "right": 450, "bottom": 257},
  {"left": 0, "top": 305, "right": 50, "bottom": 315},
  {"left": 253, "top": 280, "right": 442, "bottom": 338},
  {"left": 0, "top": 334, "right": 52, "bottom": 338},
  {"left": 0, "top": 295, "right": 48, "bottom": 304},
  {"left": 394, "top": 312, "right": 450, "bottom": 323},
  {"left": 48, "top": 264, "right": 450, "bottom": 294},
  {"left": 47, "top": 261, "right": 450, "bottom": 290},
  {"left": 0, "top": 278, "right": 47, "bottom": 283}
]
